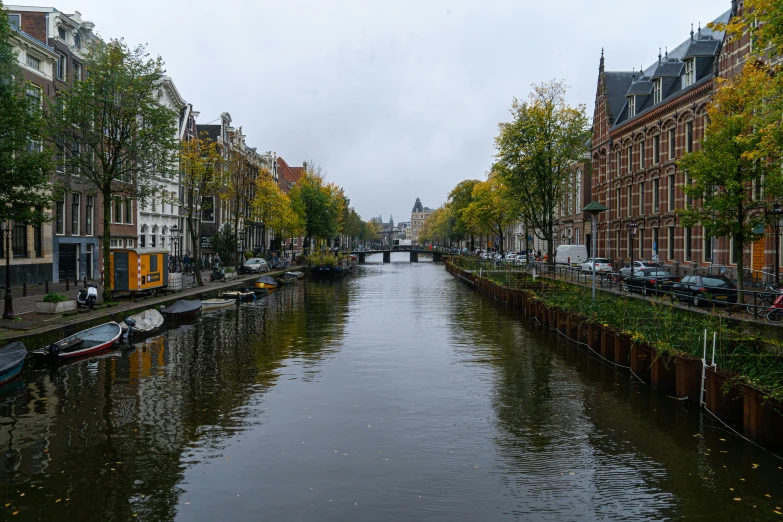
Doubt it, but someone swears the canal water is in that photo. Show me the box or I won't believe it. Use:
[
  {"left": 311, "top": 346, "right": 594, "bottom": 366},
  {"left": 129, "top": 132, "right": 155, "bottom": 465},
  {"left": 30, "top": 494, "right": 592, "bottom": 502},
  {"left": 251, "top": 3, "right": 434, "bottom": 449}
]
[{"left": 2, "top": 257, "right": 783, "bottom": 521}]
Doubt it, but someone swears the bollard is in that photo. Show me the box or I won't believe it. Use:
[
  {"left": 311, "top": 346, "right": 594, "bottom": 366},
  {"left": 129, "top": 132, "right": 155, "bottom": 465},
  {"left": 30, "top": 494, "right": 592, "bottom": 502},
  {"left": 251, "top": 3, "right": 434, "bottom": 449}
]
[
  {"left": 65, "top": 277, "right": 69, "bottom": 291},
  {"left": 45, "top": 280, "right": 49, "bottom": 294},
  {"left": 22, "top": 282, "right": 26, "bottom": 297}
]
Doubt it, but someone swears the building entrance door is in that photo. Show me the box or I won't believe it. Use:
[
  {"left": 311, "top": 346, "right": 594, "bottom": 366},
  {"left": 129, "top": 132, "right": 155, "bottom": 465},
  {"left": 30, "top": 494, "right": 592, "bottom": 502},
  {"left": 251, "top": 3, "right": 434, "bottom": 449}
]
[
  {"left": 85, "top": 243, "right": 93, "bottom": 280},
  {"left": 59, "top": 244, "right": 78, "bottom": 282},
  {"left": 751, "top": 237, "right": 765, "bottom": 283}
]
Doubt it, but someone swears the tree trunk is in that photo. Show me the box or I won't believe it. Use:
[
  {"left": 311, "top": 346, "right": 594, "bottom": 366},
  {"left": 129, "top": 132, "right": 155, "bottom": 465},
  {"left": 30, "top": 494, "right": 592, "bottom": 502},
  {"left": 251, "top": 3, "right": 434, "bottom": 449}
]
[
  {"left": 470, "top": 234, "right": 474, "bottom": 252},
  {"left": 735, "top": 233, "right": 745, "bottom": 292},
  {"left": 547, "top": 236, "right": 554, "bottom": 267},
  {"left": 101, "top": 189, "right": 112, "bottom": 302},
  {"left": 188, "top": 212, "right": 203, "bottom": 287}
]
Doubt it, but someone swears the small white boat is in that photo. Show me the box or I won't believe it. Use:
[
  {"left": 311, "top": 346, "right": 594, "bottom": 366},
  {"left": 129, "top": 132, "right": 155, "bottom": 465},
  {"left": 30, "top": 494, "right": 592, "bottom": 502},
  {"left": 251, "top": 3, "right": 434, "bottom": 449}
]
[
  {"left": 219, "top": 290, "right": 257, "bottom": 301},
  {"left": 34, "top": 322, "right": 122, "bottom": 359},
  {"left": 121, "top": 309, "right": 164, "bottom": 335},
  {"left": 201, "top": 298, "right": 236, "bottom": 311},
  {"left": 285, "top": 271, "right": 304, "bottom": 280}
]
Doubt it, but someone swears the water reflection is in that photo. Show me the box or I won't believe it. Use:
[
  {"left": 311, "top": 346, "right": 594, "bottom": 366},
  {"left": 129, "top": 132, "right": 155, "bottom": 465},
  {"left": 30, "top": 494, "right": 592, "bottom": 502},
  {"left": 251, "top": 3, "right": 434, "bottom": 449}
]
[{"left": 2, "top": 265, "right": 783, "bottom": 521}]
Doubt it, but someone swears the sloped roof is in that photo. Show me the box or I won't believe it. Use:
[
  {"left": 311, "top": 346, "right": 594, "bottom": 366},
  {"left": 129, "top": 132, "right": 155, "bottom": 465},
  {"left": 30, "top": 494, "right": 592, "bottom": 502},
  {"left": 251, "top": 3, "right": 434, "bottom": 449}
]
[
  {"left": 604, "top": 72, "right": 635, "bottom": 121},
  {"left": 277, "top": 157, "right": 303, "bottom": 193},
  {"left": 196, "top": 124, "right": 221, "bottom": 143}
]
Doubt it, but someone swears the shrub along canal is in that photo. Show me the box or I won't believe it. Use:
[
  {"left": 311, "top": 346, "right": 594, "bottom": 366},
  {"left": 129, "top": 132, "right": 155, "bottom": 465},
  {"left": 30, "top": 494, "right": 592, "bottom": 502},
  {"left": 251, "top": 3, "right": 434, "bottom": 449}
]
[{"left": 1, "top": 257, "right": 783, "bottom": 520}]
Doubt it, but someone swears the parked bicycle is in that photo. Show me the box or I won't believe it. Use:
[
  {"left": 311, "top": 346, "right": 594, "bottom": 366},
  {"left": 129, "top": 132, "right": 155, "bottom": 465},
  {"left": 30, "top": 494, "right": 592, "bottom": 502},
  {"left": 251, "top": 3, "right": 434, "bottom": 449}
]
[{"left": 745, "top": 283, "right": 783, "bottom": 315}]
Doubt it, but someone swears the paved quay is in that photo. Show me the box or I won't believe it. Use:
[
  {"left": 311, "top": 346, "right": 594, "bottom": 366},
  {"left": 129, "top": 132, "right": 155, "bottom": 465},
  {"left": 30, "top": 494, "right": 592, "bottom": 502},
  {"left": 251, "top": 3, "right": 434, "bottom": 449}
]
[{"left": 0, "top": 268, "right": 302, "bottom": 347}]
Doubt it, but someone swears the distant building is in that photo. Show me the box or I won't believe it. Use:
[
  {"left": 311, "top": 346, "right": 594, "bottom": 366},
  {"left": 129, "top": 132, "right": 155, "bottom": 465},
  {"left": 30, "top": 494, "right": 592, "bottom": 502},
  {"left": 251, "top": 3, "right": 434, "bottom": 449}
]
[{"left": 410, "top": 198, "right": 434, "bottom": 244}]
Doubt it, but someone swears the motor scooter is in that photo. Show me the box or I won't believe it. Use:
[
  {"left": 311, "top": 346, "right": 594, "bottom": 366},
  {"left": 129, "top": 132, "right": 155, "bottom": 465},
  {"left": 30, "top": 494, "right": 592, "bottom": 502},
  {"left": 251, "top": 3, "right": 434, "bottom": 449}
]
[
  {"left": 210, "top": 267, "right": 226, "bottom": 283},
  {"left": 76, "top": 284, "right": 98, "bottom": 309}
]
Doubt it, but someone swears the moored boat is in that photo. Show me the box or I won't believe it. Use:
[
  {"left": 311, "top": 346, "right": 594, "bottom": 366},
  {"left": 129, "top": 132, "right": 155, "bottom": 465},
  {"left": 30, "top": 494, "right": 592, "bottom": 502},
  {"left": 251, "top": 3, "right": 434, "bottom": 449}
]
[
  {"left": 310, "top": 265, "right": 347, "bottom": 281},
  {"left": 285, "top": 271, "right": 305, "bottom": 280},
  {"left": 160, "top": 300, "right": 202, "bottom": 320},
  {"left": 219, "top": 290, "right": 257, "bottom": 301},
  {"left": 252, "top": 275, "right": 278, "bottom": 293},
  {"left": 34, "top": 323, "right": 122, "bottom": 359},
  {"left": 0, "top": 342, "right": 27, "bottom": 385},
  {"left": 201, "top": 298, "right": 236, "bottom": 311},
  {"left": 121, "top": 309, "right": 164, "bottom": 338}
]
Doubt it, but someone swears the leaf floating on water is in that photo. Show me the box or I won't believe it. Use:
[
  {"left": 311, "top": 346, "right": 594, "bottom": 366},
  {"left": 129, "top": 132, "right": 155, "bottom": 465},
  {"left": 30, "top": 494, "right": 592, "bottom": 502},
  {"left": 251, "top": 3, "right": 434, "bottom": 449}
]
[
  {"left": 734, "top": 498, "right": 742, "bottom": 501},
  {"left": 56, "top": 499, "right": 61, "bottom": 503},
  {"left": 766, "top": 494, "right": 772, "bottom": 498},
  {"left": 774, "top": 511, "right": 782, "bottom": 515},
  {"left": 753, "top": 463, "right": 760, "bottom": 469},
  {"left": 720, "top": 438, "right": 726, "bottom": 442}
]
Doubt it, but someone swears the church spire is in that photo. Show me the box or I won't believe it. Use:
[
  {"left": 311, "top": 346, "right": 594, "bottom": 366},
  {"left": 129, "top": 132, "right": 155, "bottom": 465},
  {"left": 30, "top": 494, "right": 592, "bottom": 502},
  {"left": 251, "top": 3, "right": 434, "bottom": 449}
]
[{"left": 599, "top": 48, "right": 604, "bottom": 72}]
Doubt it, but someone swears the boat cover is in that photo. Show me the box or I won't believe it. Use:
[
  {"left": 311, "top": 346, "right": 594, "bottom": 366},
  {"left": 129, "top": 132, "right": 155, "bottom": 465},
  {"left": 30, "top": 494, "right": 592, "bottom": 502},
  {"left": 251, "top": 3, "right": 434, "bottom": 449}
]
[
  {"left": 255, "top": 275, "right": 278, "bottom": 287},
  {"left": 122, "top": 309, "right": 164, "bottom": 332},
  {"left": 0, "top": 342, "right": 26, "bottom": 373},
  {"left": 163, "top": 300, "right": 202, "bottom": 315}
]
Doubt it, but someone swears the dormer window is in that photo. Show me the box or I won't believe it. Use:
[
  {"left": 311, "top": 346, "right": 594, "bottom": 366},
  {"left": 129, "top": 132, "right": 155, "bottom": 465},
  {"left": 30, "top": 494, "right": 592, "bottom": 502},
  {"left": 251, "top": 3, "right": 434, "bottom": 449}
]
[
  {"left": 628, "top": 96, "right": 636, "bottom": 118},
  {"left": 74, "top": 33, "right": 81, "bottom": 49},
  {"left": 684, "top": 59, "right": 695, "bottom": 87},
  {"left": 58, "top": 26, "right": 66, "bottom": 41},
  {"left": 8, "top": 14, "right": 20, "bottom": 30},
  {"left": 653, "top": 79, "right": 662, "bottom": 104}
]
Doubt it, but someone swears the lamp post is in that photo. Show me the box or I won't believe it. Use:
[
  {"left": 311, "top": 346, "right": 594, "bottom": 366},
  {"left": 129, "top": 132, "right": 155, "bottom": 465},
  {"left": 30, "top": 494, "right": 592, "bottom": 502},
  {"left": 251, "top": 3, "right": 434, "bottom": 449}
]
[
  {"left": 583, "top": 202, "right": 608, "bottom": 303},
  {"left": 766, "top": 203, "right": 783, "bottom": 287},
  {"left": 170, "top": 224, "right": 180, "bottom": 272},
  {"left": 1, "top": 219, "right": 14, "bottom": 319},
  {"left": 238, "top": 227, "right": 246, "bottom": 270},
  {"left": 626, "top": 220, "right": 639, "bottom": 277}
]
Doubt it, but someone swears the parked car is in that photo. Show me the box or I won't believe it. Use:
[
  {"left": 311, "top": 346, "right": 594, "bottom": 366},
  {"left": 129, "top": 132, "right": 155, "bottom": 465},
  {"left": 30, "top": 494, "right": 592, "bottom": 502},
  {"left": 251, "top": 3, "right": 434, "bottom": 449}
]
[
  {"left": 670, "top": 275, "right": 738, "bottom": 306},
  {"left": 622, "top": 268, "right": 680, "bottom": 296},
  {"left": 580, "top": 258, "right": 612, "bottom": 273},
  {"left": 618, "top": 260, "right": 664, "bottom": 277},
  {"left": 244, "top": 258, "right": 268, "bottom": 273}
]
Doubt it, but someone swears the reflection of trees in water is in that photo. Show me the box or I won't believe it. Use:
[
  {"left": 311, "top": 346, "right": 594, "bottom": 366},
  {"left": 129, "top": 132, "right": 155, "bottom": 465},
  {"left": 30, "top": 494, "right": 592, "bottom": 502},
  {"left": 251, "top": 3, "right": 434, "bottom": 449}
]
[
  {"left": 0, "top": 280, "right": 352, "bottom": 521},
  {"left": 445, "top": 290, "right": 680, "bottom": 519}
]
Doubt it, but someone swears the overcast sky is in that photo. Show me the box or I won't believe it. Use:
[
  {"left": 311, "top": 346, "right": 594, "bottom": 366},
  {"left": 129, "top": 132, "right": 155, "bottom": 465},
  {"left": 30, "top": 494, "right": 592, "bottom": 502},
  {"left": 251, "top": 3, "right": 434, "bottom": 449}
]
[{"left": 56, "top": 0, "right": 727, "bottom": 223}]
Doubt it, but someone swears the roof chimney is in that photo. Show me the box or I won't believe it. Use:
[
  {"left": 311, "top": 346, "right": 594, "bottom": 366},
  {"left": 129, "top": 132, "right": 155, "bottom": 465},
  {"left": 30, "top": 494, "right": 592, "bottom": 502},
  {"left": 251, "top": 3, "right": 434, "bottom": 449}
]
[{"left": 303, "top": 161, "right": 308, "bottom": 170}]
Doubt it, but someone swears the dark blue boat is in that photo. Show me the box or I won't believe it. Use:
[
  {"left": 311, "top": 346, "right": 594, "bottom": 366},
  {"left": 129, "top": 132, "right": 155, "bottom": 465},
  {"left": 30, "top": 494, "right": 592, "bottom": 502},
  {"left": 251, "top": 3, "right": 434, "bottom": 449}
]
[
  {"left": 0, "top": 342, "right": 26, "bottom": 385},
  {"left": 310, "top": 265, "right": 347, "bottom": 281}
]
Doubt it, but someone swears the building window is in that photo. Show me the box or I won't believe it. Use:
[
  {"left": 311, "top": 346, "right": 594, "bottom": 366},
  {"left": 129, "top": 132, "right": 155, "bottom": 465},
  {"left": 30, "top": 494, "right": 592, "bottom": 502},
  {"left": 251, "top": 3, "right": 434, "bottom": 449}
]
[
  {"left": 151, "top": 234, "right": 156, "bottom": 247},
  {"left": 113, "top": 196, "right": 123, "bottom": 224},
  {"left": 126, "top": 239, "right": 134, "bottom": 248},
  {"left": 653, "top": 228, "right": 659, "bottom": 258},
  {"left": 628, "top": 96, "right": 636, "bottom": 118},
  {"left": 640, "top": 141, "right": 645, "bottom": 169},
  {"left": 110, "top": 239, "right": 120, "bottom": 248},
  {"left": 125, "top": 197, "right": 133, "bottom": 224},
  {"left": 684, "top": 59, "right": 695, "bottom": 87},
  {"left": 686, "top": 121, "right": 694, "bottom": 153},
  {"left": 86, "top": 195, "right": 93, "bottom": 236},
  {"left": 8, "top": 14, "right": 20, "bottom": 30},
  {"left": 71, "top": 193, "right": 80, "bottom": 235},
  {"left": 74, "top": 33, "right": 82, "bottom": 49},
  {"left": 616, "top": 151, "right": 621, "bottom": 177},
  {"left": 57, "top": 27, "right": 66, "bottom": 41},
  {"left": 653, "top": 179, "right": 660, "bottom": 213},
  {"left": 639, "top": 229, "right": 645, "bottom": 259},
  {"left": 627, "top": 146, "right": 632, "bottom": 173},
  {"left": 685, "top": 227, "right": 692, "bottom": 261},
  {"left": 639, "top": 182, "right": 645, "bottom": 215},
  {"left": 202, "top": 196, "right": 215, "bottom": 222},
  {"left": 668, "top": 227, "right": 675, "bottom": 260},
  {"left": 25, "top": 84, "right": 41, "bottom": 113},
  {"left": 25, "top": 53, "right": 41, "bottom": 71},
  {"left": 730, "top": 237, "right": 738, "bottom": 264},
  {"left": 653, "top": 79, "right": 662, "bottom": 104},
  {"left": 669, "top": 128, "right": 676, "bottom": 160},
  {"left": 55, "top": 195, "right": 65, "bottom": 235},
  {"left": 293, "top": 237, "right": 298, "bottom": 246},
  {"left": 616, "top": 230, "right": 621, "bottom": 259},
  {"left": 704, "top": 234, "right": 712, "bottom": 262},
  {"left": 139, "top": 234, "right": 145, "bottom": 247},
  {"left": 616, "top": 188, "right": 621, "bottom": 217},
  {"left": 73, "top": 62, "right": 82, "bottom": 82},
  {"left": 627, "top": 186, "right": 632, "bottom": 216},
  {"left": 653, "top": 135, "right": 660, "bottom": 164},
  {"left": 668, "top": 175, "right": 676, "bottom": 211},
  {"left": 34, "top": 223, "right": 42, "bottom": 258},
  {"left": 56, "top": 52, "right": 66, "bottom": 81},
  {"left": 12, "top": 223, "right": 27, "bottom": 258}
]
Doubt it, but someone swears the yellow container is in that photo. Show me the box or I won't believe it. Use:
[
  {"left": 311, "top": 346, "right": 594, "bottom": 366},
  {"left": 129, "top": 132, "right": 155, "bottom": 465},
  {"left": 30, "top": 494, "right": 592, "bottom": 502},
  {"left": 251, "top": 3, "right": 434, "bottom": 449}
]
[{"left": 109, "top": 248, "right": 169, "bottom": 295}]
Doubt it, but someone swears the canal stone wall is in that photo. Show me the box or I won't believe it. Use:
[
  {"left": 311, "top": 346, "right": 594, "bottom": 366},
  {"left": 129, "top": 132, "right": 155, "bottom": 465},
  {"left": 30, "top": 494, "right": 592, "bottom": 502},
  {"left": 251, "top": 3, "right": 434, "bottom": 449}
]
[{"left": 445, "top": 261, "right": 783, "bottom": 451}]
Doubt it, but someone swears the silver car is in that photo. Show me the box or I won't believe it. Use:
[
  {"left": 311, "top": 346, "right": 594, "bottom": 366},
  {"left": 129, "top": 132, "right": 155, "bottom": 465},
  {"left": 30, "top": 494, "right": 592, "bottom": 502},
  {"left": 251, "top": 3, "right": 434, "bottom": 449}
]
[
  {"left": 580, "top": 258, "right": 612, "bottom": 273},
  {"left": 244, "top": 258, "right": 268, "bottom": 273}
]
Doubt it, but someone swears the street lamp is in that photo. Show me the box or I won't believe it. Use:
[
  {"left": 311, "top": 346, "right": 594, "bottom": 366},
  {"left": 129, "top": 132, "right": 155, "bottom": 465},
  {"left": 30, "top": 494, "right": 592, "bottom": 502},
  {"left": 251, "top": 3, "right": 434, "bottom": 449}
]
[
  {"left": 583, "top": 202, "right": 608, "bottom": 303},
  {"left": 238, "top": 227, "right": 246, "bottom": 270},
  {"left": 626, "top": 220, "right": 639, "bottom": 277},
  {"left": 170, "top": 224, "right": 180, "bottom": 272},
  {"left": 766, "top": 203, "right": 783, "bottom": 287},
  {"left": 1, "top": 219, "right": 14, "bottom": 319}
]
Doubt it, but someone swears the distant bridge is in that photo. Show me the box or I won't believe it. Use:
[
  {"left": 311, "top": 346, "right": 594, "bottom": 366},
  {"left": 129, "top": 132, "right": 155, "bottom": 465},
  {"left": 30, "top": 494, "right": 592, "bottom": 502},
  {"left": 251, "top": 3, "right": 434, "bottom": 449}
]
[{"left": 350, "top": 250, "right": 446, "bottom": 264}]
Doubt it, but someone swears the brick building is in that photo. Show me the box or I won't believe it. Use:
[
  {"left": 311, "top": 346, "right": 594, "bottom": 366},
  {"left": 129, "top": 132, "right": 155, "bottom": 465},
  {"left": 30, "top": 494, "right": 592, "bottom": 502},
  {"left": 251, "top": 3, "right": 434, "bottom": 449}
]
[
  {"left": 590, "top": 3, "right": 758, "bottom": 278},
  {"left": 5, "top": 18, "right": 57, "bottom": 286},
  {"left": 276, "top": 157, "right": 305, "bottom": 255},
  {"left": 8, "top": 6, "right": 104, "bottom": 283}
]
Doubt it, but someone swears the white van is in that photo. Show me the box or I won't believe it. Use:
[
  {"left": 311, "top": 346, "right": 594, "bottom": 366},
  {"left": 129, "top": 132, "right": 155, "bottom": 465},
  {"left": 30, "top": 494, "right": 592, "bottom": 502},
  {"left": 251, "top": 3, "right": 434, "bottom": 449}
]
[{"left": 554, "top": 245, "right": 588, "bottom": 266}]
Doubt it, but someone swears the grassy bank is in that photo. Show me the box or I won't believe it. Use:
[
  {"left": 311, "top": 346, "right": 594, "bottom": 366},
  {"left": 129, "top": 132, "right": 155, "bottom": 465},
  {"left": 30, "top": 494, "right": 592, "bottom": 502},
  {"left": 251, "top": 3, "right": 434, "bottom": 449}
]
[{"left": 449, "top": 258, "right": 783, "bottom": 401}]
